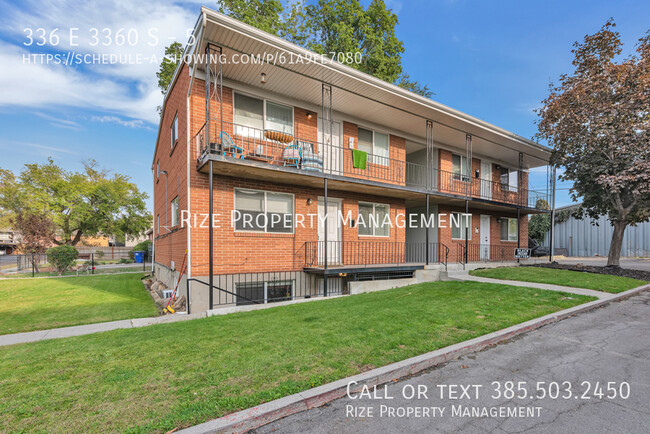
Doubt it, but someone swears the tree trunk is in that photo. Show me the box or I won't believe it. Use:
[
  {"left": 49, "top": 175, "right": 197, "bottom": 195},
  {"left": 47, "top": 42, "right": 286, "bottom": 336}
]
[{"left": 607, "top": 221, "right": 627, "bottom": 267}]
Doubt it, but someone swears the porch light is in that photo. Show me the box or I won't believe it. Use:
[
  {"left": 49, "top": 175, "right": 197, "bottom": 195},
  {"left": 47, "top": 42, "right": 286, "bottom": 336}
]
[
  {"left": 307, "top": 198, "right": 313, "bottom": 206},
  {"left": 306, "top": 112, "right": 313, "bottom": 120},
  {"left": 260, "top": 72, "right": 267, "bottom": 84}
]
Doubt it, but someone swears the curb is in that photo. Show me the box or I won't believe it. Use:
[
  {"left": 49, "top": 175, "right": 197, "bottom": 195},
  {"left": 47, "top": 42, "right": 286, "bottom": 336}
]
[{"left": 179, "top": 282, "right": 650, "bottom": 434}]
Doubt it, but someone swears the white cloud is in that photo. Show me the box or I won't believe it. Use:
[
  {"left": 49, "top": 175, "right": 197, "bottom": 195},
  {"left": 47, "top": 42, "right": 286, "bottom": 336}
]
[
  {"left": 12, "top": 141, "right": 79, "bottom": 156},
  {"left": 91, "top": 115, "right": 151, "bottom": 129},
  {"left": 0, "top": 0, "right": 198, "bottom": 124}
]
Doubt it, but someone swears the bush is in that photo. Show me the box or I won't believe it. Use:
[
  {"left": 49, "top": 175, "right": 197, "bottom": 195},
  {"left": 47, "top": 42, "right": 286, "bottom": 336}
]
[
  {"left": 46, "top": 245, "right": 79, "bottom": 275},
  {"left": 129, "top": 240, "right": 152, "bottom": 260},
  {"left": 119, "top": 257, "right": 134, "bottom": 264}
]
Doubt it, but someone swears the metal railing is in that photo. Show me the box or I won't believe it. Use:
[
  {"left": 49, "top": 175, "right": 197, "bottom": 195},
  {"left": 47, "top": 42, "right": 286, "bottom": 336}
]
[
  {"left": 304, "top": 241, "right": 448, "bottom": 269},
  {"left": 195, "top": 120, "right": 550, "bottom": 210},
  {"left": 190, "top": 270, "right": 346, "bottom": 309},
  {"left": 456, "top": 243, "right": 518, "bottom": 264}
]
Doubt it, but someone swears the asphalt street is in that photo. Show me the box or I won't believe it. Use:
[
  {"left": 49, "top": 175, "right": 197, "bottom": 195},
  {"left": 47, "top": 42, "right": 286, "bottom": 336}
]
[{"left": 256, "top": 292, "right": 650, "bottom": 434}]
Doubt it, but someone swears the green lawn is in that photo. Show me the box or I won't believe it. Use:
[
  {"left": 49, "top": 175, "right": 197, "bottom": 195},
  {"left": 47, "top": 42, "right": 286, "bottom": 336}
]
[
  {"left": 470, "top": 266, "right": 647, "bottom": 293},
  {"left": 0, "top": 281, "right": 594, "bottom": 432},
  {"left": 0, "top": 273, "right": 159, "bottom": 335}
]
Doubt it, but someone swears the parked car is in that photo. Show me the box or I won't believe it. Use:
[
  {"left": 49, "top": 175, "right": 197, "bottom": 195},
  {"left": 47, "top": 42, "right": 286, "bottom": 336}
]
[{"left": 529, "top": 237, "right": 549, "bottom": 257}]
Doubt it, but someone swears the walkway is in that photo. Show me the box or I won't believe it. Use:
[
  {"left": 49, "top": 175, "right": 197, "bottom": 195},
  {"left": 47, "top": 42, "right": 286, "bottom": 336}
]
[
  {"left": 447, "top": 270, "right": 615, "bottom": 300},
  {"left": 0, "top": 312, "right": 206, "bottom": 347}
]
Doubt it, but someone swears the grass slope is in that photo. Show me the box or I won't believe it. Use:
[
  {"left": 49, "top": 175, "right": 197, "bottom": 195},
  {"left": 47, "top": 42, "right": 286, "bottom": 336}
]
[
  {"left": 0, "top": 281, "right": 593, "bottom": 432},
  {"left": 0, "top": 273, "right": 159, "bottom": 335},
  {"left": 469, "top": 266, "right": 646, "bottom": 293}
]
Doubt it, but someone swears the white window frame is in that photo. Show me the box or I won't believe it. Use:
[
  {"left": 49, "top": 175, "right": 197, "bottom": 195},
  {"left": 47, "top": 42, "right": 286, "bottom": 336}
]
[
  {"left": 500, "top": 167, "right": 519, "bottom": 192},
  {"left": 358, "top": 127, "right": 390, "bottom": 167},
  {"left": 358, "top": 201, "right": 390, "bottom": 237},
  {"left": 501, "top": 217, "right": 518, "bottom": 242},
  {"left": 171, "top": 114, "right": 178, "bottom": 148},
  {"left": 234, "top": 188, "right": 295, "bottom": 234},
  {"left": 452, "top": 154, "right": 469, "bottom": 182},
  {"left": 233, "top": 91, "right": 294, "bottom": 136},
  {"left": 171, "top": 197, "right": 179, "bottom": 227},
  {"left": 451, "top": 212, "right": 472, "bottom": 240},
  {"left": 235, "top": 280, "right": 295, "bottom": 305}
]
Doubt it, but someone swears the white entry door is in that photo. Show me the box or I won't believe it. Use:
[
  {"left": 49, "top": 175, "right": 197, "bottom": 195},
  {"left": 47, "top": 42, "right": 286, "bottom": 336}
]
[
  {"left": 481, "top": 162, "right": 492, "bottom": 200},
  {"left": 480, "top": 215, "right": 490, "bottom": 260},
  {"left": 317, "top": 119, "right": 342, "bottom": 175},
  {"left": 318, "top": 198, "right": 342, "bottom": 264}
]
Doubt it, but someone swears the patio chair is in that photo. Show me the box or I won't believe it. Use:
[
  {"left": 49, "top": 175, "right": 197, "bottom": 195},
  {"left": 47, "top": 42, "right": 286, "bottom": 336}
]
[
  {"left": 297, "top": 141, "right": 323, "bottom": 172},
  {"left": 282, "top": 144, "right": 302, "bottom": 168},
  {"left": 220, "top": 131, "right": 245, "bottom": 159}
]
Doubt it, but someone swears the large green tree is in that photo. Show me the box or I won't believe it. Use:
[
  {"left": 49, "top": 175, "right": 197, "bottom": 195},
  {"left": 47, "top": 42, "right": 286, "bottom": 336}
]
[
  {"left": 536, "top": 21, "right": 650, "bottom": 266},
  {"left": 214, "top": 0, "right": 432, "bottom": 96},
  {"left": 0, "top": 159, "right": 151, "bottom": 246}
]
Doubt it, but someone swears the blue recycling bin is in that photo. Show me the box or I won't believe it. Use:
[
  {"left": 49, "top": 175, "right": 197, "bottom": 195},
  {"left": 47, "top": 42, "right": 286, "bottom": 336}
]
[{"left": 134, "top": 251, "right": 145, "bottom": 263}]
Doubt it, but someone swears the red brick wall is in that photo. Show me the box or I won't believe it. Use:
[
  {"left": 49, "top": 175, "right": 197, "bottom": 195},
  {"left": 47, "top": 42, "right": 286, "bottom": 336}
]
[
  {"left": 187, "top": 175, "right": 406, "bottom": 276},
  {"left": 342, "top": 121, "right": 407, "bottom": 186},
  {"left": 437, "top": 205, "right": 528, "bottom": 261},
  {"left": 153, "top": 63, "right": 190, "bottom": 270}
]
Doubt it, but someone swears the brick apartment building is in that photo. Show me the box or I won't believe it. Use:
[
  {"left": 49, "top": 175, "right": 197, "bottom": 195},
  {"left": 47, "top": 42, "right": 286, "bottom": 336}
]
[{"left": 152, "top": 7, "right": 551, "bottom": 313}]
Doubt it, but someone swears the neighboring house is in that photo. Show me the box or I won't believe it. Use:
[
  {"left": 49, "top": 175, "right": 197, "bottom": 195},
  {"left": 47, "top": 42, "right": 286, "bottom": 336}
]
[
  {"left": 0, "top": 229, "right": 17, "bottom": 255},
  {"left": 543, "top": 204, "right": 650, "bottom": 258},
  {"left": 152, "top": 7, "right": 551, "bottom": 312}
]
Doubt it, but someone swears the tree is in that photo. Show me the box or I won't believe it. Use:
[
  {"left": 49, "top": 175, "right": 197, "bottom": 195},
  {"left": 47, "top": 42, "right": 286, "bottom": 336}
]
[
  {"left": 219, "top": 0, "right": 285, "bottom": 36},
  {"left": 528, "top": 199, "right": 551, "bottom": 243},
  {"left": 536, "top": 20, "right": 650, "bottom": 266},
  {"left": 0, "top": 159, "right": 152, "bottom": 247},
  {"left": 11, "top": 210, "right": 55, "bottom": 273},
  {"left": 156, "top": 42, "right": 184, "bottom": 94},
  {"left": 216, "top": 0, "right": 432, "bottom": 96},
  {"left": 46, "top": 245, "right": 78, "bottom": 275},
  {"left": 395, "top": 73, "right": 434, "bottom": 98}
]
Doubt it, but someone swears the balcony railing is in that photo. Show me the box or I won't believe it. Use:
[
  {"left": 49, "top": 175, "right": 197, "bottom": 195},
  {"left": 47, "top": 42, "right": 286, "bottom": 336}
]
[
  {"left": 456, "top": 243, "right": 519, "bottom": 264},
  {"left": 195, "top": 120, "right": 549, "bottom": 210},
  {"left": 304, "top": 241, "right": 449, "bottom": 269}
]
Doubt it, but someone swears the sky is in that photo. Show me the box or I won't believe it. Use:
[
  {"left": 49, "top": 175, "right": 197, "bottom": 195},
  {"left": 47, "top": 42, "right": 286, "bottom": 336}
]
[{"left": 0, "top": 0, "right": 648, "bottom": 209}]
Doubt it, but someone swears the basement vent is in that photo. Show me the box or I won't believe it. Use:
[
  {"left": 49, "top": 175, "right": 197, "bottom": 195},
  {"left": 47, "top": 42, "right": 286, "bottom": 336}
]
[{"left": 160, "top": 289, "right": 173, "bottom": 299}]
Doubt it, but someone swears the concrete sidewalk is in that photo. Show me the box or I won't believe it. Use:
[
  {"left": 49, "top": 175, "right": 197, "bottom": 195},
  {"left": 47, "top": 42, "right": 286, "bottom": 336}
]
[
  {"left": 0, "top": 311, "right": 207, "bottom": 347},
  {"left": 446, "top": 271, "right": 616, "bottom": 300}
]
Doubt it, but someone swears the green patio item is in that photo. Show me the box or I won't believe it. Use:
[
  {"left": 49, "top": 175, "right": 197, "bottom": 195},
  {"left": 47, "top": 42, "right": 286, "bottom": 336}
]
[{"left": 352, "top": 149, "right": 367, "bottom": 169}]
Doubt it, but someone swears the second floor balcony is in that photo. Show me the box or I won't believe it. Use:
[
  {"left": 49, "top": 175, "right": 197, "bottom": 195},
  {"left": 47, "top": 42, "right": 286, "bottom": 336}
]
[{"left": 195, "top": 120, "right": 550, "bottom": 211}]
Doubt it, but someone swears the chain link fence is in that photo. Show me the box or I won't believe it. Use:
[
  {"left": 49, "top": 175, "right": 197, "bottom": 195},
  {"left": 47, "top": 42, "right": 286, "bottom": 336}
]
[{"left": 0, "top": 246, "right": 152, "bottom": 278}]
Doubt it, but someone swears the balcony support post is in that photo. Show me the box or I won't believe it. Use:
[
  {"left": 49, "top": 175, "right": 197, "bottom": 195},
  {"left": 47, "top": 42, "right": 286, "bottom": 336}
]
[
  {"left": 425, "top": 194, "right": 430, "bottom": 265},
  {"left": 517, "top": 207, "right": 521, "bottom": 264},
  {"left": 426, "top": 120, "right": 434, "bottom": 190},
  {"left": 321, "top": 84, "right": 333, "bottom": 174},
  {"left": 323, "top": 178, "right": 328, "bottom": 296},
  {"left": 465, "top": 134, "right": 472, "bottom": 197},
  {"left": 208, "top": 159, "right": 214, "bottom": 309},
  {"left": 204, "top": 44, "right": 223, "bottom": 151},
  {"left": 549, "top": 166, "right": 557, "bottom": 262},
  {"left": 518, "top": 152, "right": 524, "bottom": 206},
  {"left": 465, "top": 199, "right": 469, "bottom": 264}
]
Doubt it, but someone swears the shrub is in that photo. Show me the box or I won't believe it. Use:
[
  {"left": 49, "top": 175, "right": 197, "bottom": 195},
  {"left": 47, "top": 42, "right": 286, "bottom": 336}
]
[
  {"left": 46, "top": 245, "right": 79, "bottom": 275},
  {"left": 129, "top": 240, "right": 152, "bottom": 260},
  {"left": 119, "top": 257, "right": 134, "bottom": 264}
]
